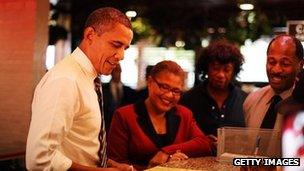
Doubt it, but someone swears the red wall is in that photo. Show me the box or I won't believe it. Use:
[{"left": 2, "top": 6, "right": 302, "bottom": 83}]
[{"left": 0, "top": 0, "right": 49, "bottom": 156}]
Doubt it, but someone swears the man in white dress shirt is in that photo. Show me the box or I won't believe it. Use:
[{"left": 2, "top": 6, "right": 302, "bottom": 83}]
[
  {"left": 26, "top": 7, "right": 133, "bottom": 171},
  {"left": 244, "top": 34, "right": 303, "bottom": 129}
]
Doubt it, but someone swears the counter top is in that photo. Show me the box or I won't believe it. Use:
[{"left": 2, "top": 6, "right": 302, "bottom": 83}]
[{"left": 147, "top": 157, "right": 238, "bottom": 171}]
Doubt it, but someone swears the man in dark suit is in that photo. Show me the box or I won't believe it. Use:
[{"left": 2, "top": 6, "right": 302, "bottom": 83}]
[{"left": 102, "top": 64, "right": 137, "bottom": 131}]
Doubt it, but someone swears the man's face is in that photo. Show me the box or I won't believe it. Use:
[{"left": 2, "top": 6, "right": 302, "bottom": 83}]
[
  {"left": 147, "top": 72, "right": 183, "bottom": 113},
  {"left": 89, "top": 23, "right": 133, "bottom": 75},
  {"left": 207, "top": 62, "right": 234, "bottom": 90},
  {"left": 266, "top": 37, "right": 302, "bottom": 94}
]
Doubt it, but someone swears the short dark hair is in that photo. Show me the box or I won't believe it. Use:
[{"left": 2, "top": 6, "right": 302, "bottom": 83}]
[
  {"left": 150, "top": 60, "right": 185, "bottom": 81},
  {"left": 267, "top": 34, "right": 304, "bottom": 60},
  {"left": 198, "top": 40, "right": 244, "bottom": 78},
  {"left": 84, "top": 7, "right": 132, "bottom": 35},
  {"left": 145, "top": 65, "right": 154, "bottom": 79}
]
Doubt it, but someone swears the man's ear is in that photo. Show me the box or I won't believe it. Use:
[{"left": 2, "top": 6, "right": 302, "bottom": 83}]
[
  {"left": 298, "top": 59, "right": 304, "bottom": 71},
  {"left": 147, "top": 76, "right": 153, "bottom": 86},
  {"left": 83, "top": 27, "right": 95, "bottom": 44}
]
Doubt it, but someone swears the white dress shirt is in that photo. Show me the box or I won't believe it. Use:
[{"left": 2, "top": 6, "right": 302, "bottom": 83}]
[{"left": 26, "top": 48, "right": 102, "bottom": 170}]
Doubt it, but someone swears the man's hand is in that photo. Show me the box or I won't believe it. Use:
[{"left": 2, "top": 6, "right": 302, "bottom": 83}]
[
  {"left": 112, "top": 163, "right": 134, "bottom": 171},
  {"left": 148, "top": 151, "right": 169, "bottom": 167},
  {"left": 107, "top": 159, "right": 136, "bottom": 171}
]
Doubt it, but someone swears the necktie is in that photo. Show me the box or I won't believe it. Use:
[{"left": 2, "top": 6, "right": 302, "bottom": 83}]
[
  {"left": 260, "top": 95, "right": 282, "bottom": 129},
  {"left": 94, "top": 77, "right": 107, "bottom": 167}
]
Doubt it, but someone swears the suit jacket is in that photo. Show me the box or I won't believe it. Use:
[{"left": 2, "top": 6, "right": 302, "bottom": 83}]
[
  {"left": 107, "top": 101, "right": 213, "bottom": 169},
  {"left": 102, "top": 82, "right": 137, "bottom": 131}
]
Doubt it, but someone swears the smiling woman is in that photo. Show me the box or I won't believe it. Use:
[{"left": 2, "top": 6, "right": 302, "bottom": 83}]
[{"left": 107, "top": 60, "right": 214, "bottom": 170}]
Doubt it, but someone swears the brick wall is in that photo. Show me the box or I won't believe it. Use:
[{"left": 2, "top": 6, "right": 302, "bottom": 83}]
[{"left": 0, "top": 0, "right": 48, "bottom": 155}]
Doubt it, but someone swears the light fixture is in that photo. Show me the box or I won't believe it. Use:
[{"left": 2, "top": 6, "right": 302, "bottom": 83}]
[
  {"left": 175, "top": 40, "right": 185, "bottom": 48},
  {"left": 239, "top": 3, "right": 254, "bottom": 10},
  {"left": 238, "top": 0, "right": 254, "bottom": 11},
  {"left": 201, "top": 38, "right": 209, "bottom": 48},
  {"left": 126, "top": 10, "right": 137, "bottom": 18}
]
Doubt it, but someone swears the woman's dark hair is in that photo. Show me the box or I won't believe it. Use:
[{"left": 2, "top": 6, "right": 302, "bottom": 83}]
[
  {"left": 197, "top": 40, "right": 244, "bottom": 79},
  {"left": 150, "top": 60, "right": 185, "bottom": 81}
]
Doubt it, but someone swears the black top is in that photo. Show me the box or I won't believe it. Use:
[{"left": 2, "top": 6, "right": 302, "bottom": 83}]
[
  {"left": 180, "top": 80, "right": 247, "bottom": 136},
  {"left": 157, "top": 133, "right": 170, "bottom": 147},
  {"left": 134, "top": 100, "right": 180, "bottom": 148}
]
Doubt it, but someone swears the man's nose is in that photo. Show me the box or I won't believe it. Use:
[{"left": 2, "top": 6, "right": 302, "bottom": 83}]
[
  {"left": 115, "top": 49, "right": 125, "bottom": 61},
  {"left": 164, "top": 90, "right": 175, "bottom": 99},
  {"left": 216, "top": 69, "right": 226, "bottom": 78},
  {"left": 271, "top": 63, "right": 283, "bottom": 73}
]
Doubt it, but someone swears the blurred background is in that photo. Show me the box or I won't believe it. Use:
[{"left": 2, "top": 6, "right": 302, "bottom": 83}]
[
  {"left": 47, "top": 0, "right": 304, "bottom": 89},
  {"left": 1, "top": 0, "right": 304, "bottom": 170}
]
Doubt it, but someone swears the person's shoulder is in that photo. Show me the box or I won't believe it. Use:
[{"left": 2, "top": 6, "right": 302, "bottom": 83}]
[
  {"left": 49, "top": 55, "right": 80, "bottom": 79},
  {"left": 232, "top": 85, "right": 248, "bottom": 98},
  {"left": 175, "top": 105, "right": 193, "bottom": 116},
  {"left": 185, "top": 84, "right": 203, "bottom": 94},
  {"left": 249, "top": 85, "right": 271, "bottom": 95},
  {"left": 182, "top": 84, "right": 204, "bottom": 101},
  {"left": 115, "top": 104, "right": 135, "bottom": 115},
  {"left": 245, "top": 85, "right": 271, "bottom": 101}
]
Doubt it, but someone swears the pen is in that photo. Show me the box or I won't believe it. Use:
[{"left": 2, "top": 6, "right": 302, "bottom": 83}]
[{"left": 254, "top": 136, "right": 261, "bottom": 156}]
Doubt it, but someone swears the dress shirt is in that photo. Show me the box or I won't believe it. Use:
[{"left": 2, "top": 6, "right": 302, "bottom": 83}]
[
  {"left": 243, "top": 85, "right": 293, "bottom": 129},
  {"left": 26, "top": 48, "right": 102, "bottom": 170}
]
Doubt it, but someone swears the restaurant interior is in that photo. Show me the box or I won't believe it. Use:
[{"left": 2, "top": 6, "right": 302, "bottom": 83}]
[{"left": 1, "top": 0, "right": 304, "bottom": 170}]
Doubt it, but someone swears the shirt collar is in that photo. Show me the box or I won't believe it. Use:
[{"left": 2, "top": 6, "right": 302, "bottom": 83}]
[
  {"left": 72, "top": 47, "right": 98, "bottom": 81},
  {"left": 267, "top": 85, "right": 294, "bottom": 104}
]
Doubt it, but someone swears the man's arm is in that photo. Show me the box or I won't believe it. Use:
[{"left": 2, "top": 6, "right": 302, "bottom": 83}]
[{"left": 26, "top": 77, "right": 77, "bottom": 170}]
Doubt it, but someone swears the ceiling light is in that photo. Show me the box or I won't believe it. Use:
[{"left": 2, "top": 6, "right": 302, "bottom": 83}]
[
  {"left": 239, "top": 3, "right": 254, "bottom": 10},
  {"left": 175, "top": 40, "right": 185, "bottom": 48},
  {"left": 126, "top": 11, "right": 137, "bottom": 18},
  {"left": 201, "top": 39, "right": 209, "bottom": 48}
]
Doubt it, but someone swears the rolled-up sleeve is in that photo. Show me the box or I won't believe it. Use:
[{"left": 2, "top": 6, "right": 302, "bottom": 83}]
[{"left": 26, "top": 77, "right": 78, "bottom": 170}]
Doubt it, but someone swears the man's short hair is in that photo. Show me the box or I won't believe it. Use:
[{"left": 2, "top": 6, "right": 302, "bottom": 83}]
[
  {"left": 150, "top": 60, "right": 185, "bottom": 81},
  {"left": 267, "top": 34, "right": 304, "bottom": 61},
  {"left": 145, "top": 65, "right": 154, "bottom": 79},
  {"left": 198, "top": 40, "right": 244, "bottom": 78},
  {"left": 84, "top": 7, "right": 132, "bottom": 35}
]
